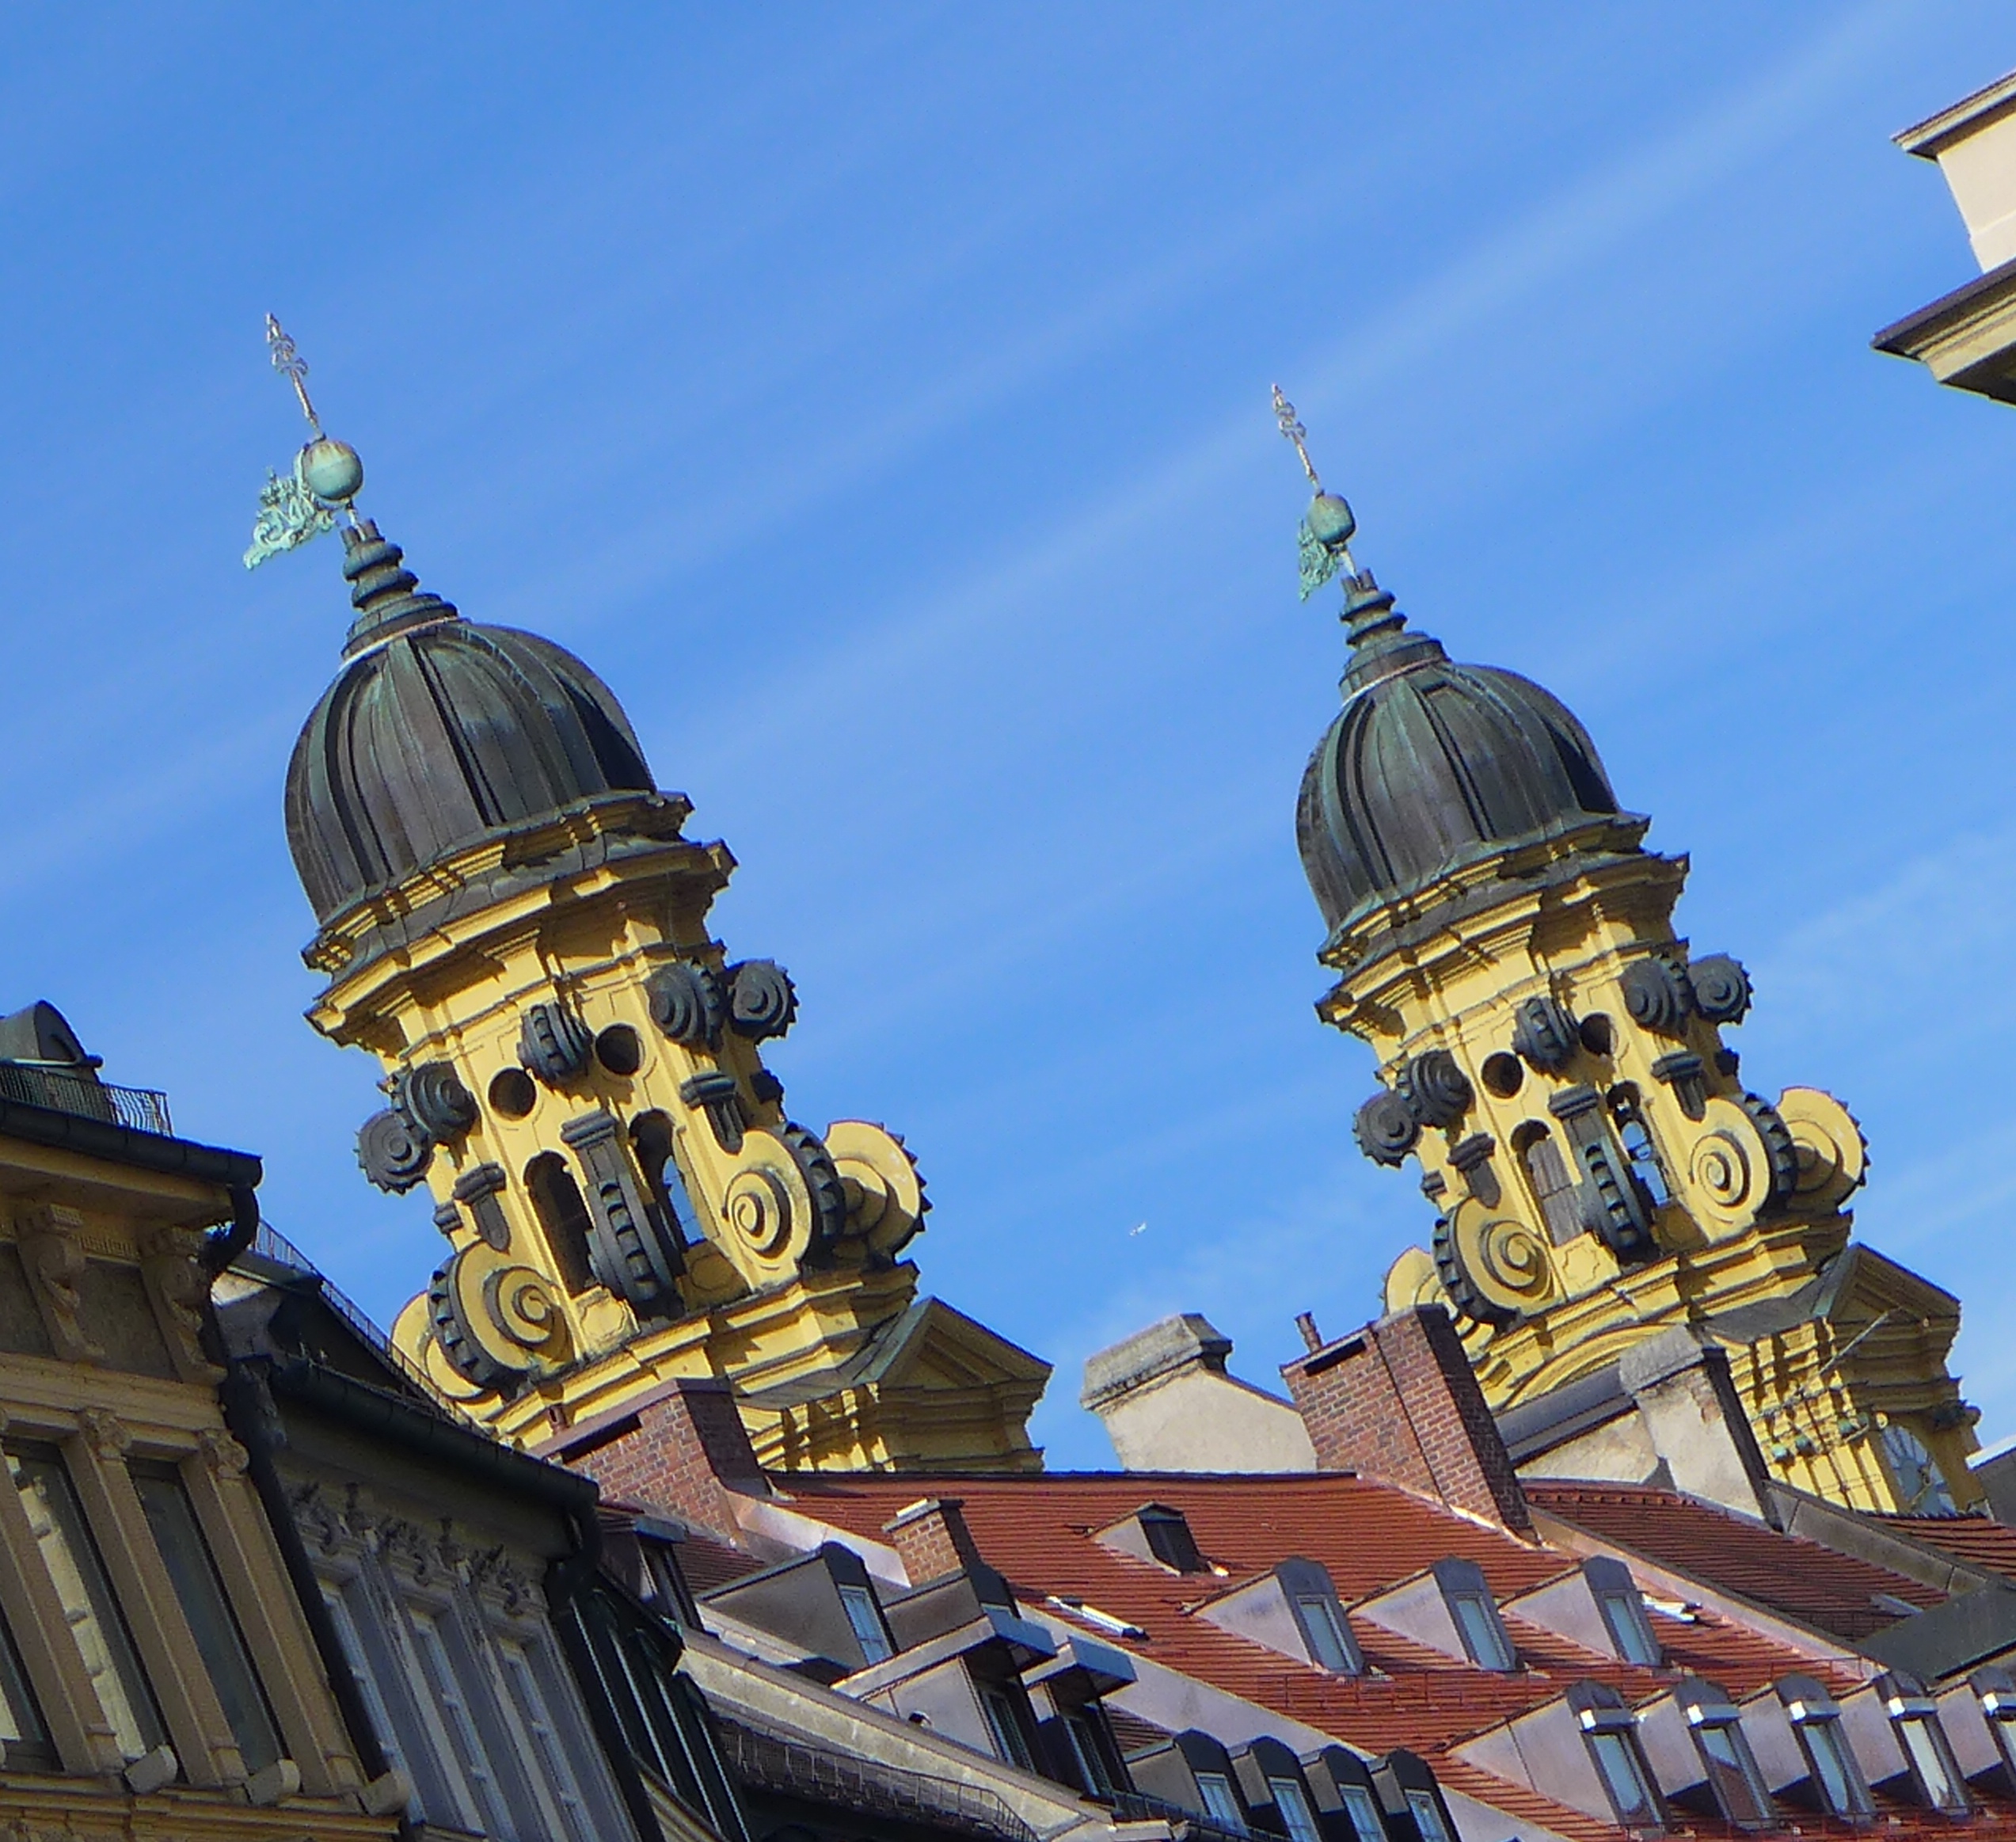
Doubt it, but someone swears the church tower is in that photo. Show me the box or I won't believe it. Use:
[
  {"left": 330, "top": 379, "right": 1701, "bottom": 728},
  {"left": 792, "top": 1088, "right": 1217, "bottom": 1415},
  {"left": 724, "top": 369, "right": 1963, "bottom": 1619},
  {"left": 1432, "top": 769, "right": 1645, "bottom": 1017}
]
[
  {"left": 255, "top": 326, "right": 1047, "bottom": 1471},
  {"left": 1276, "top": 393, "right": 1978, "bottom": 1515}
]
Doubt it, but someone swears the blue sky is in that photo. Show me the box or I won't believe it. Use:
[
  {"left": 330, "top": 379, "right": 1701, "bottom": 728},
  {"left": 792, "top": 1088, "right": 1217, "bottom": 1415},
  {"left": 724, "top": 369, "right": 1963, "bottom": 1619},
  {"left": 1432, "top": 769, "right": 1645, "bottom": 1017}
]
[{"left": 1, "top": 6, "right": 2013, "bottom": 1469}]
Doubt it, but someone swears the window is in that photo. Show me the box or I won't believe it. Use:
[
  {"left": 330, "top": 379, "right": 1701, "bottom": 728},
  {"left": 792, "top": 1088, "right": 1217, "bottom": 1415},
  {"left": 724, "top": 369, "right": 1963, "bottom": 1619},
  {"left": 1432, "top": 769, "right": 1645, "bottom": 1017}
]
[
  {"left": 0, "top": 1612, "right": 49, "bottom": 1771},
  {"left": 1975, "top": 1666, "right": 2016, "bottom": 1787},
  {"left": 1611, "top": 1093, "right": 1671, "bottom": 1208},
  {"left": 499, "top": 1637, "right": 598, "bottom": 1842},
  {"left": 320, "top": 1588, "right": 416, "bottom": 1817},
  {"left": 1295, "top": 1592, "right": 1360, "bottom": 1674},
  {"left": 1520, "top": 1129, "right": 1584, "bottom": 1245},
  {"left": 1139, "top": 1505, "right": 1205, "bottom": 1573},
  {"left": 1585, "top": 1558, "right": 1660, "bottom": 1667},
  {"left": 839, "top": 1582, "right": 892, "bottom": 1663},
  {"left": 1338, "top": 1783, "right": 1388, "bottom": 1842},
  {"left": 1681, "top": 1684, "right": 1774, "bottom": 1830},
  {"left": 1404, "top": 1789, "right": 1452, "bottom": 1842},
  {"left": 1881, "top": 1675, "right": 1968, "bottom": 1814},
  {"left": 408, "top": 1608, "right": 514, "bottom": 1838},
  {"left": 1196, "top": 1770, "right": 1249, "bottom": 1833},
  {"left": 1432, "top": 1560, "right": 1514, "bottom": 1671},
  {"left": 1571, "top": 1683, "right": 1663, "bottom": 1832},
  {"left": 527, "top": 1153, "right": 597, "bottom": 1295},
  {"left": 979, "top": 1683, "right": 1034, "bottom": 1771},
  {"left": 1269, "top": 1775, "right": 1323, "bottom": 1842},
  {"left": 131, "top": 1461, "right": 283, "bottom": 1775},
  {"left": 6, "top": 1445, "right": 165, "bottom": 1762},
  {"left": 1061, "top": 1712, "right": 1116, "bottom": 1796},
  {"left": 1778, "top": 1676, "right": 1872, "bottom": 1821}
]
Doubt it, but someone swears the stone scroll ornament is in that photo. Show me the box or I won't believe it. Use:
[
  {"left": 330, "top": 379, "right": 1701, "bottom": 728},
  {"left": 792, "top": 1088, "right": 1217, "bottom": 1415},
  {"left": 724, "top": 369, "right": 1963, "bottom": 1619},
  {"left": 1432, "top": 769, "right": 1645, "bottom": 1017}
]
[
  {"left": 1619, "top": 955, "right": 1693, "bottom": 1038},
  {"left": 646, "top": 960, "right": 726, "bottom": 1048},
  {"left": 1434, "top": 1196, "right": 1561, "bottom": 1329},
  {"left": 1681, "top": 1092, "right": 1795, "bottom": 1236},
  {"left": 359, "top": 1060, "right": 477, "bottom": 1193},
  {"left": 1354, "top": 1090, "right": 1420, "bottom": 1167},
  {"left": 1511, "top": 995, "right": 1577, "bottom": 1072},
  {"left": 520, "top": 1002, "right": 595, "bottom": 1086},
  {"left": 713, "top": 1122, "right": 846, "bottom": 1285},
  {"left": 358, "top": 1107, "right": 432, "bottom": 1193},
  {"left": 1397, "top": 1049, "right": 1473, "bottom": 1129},
  {"left": 396, "top": 1063, "right": 477, "bottom": 1140},
  {"left": 1686, "top": 954, "right": 1753, "bottom": 1026},
  {"left": 428, "top": 1239, "right": 570, "bottom": 1394},
  {"left": 824, "top": 1121, "right": 929, "bottom": 1260},
  {"left": 727, "top": 960, "right": 798, "bottom": 1041},
  {"left": 1774, "top": 1087, "right": 1868, "bottom": 1212}
]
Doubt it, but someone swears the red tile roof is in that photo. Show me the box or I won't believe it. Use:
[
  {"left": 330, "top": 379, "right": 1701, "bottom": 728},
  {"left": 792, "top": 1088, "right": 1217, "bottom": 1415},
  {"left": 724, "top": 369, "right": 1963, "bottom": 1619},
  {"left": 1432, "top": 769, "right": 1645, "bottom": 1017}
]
[
  {"left": 1524, "top": 1482, "right": 1942, "bottom": 1641},
  {"left": 1874, "top": 1511, "right": 2016, "bottom": 1581},
  {"left": 770, "top": 1471, "right": 1982, "bottom": 1840}
]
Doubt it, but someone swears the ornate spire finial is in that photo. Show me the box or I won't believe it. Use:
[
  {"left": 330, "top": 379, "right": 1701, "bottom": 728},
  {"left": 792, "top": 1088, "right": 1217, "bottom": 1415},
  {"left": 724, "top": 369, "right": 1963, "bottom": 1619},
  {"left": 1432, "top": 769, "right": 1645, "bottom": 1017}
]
[
  {"left": 1272, "top": 385, "right": 1360, "bottom": 601},
  {"left": 265, "top": 313, "right": 323, "bottom": 439},
  {"left": 245, "top": 315, "right": 367, "bottom": 570},
  {"left": 1272, "top": 382, "right": 1321, "bottom": 491}
]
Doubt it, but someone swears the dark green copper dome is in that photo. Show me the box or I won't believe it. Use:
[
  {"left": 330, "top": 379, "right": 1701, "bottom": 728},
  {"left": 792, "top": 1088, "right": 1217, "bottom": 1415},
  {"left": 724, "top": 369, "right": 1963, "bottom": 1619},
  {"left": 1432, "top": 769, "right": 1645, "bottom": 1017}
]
[
  {"left": 285, "top": 521, "right": 654, "bottom": 923},
  {"left": 1296, "top": 574, "right": 1620, "bottom": 938}
]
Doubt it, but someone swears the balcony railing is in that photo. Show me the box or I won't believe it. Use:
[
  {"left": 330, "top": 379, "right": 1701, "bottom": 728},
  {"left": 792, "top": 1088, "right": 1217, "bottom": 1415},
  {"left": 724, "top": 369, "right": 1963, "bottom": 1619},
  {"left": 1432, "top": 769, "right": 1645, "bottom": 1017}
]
[{"left": 0, "top": 1063, "right": 173, "bottom": 1136}]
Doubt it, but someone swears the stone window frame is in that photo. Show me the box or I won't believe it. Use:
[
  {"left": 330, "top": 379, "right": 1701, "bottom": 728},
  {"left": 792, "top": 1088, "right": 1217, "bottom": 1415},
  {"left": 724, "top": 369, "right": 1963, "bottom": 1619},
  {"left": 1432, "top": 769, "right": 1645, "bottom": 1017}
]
[
  {"left": 0, "top": 1399, "right": 344, "bottom": 1800},
  {"left": 309, "top": 1500, "right": 628, "bottom": 1842}
]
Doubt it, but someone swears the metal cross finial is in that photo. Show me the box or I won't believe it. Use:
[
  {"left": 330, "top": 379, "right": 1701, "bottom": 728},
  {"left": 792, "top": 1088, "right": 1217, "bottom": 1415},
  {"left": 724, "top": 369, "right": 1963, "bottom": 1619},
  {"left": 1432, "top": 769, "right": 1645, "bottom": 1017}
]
[
  {"left": 265, "top": 313, "right": 323, "bottom": 439},
  {"left": 1272, "top": 383, "right": 1321, "bottom": 491}
]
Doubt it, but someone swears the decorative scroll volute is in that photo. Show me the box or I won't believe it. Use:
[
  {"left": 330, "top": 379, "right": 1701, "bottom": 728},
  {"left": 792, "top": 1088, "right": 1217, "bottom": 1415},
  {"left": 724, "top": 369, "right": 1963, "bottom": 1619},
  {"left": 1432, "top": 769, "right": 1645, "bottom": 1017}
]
[
  {"left": 825, "top": 1121, "right": 927, "bottom": 1259},
  {"left": 17, "top": 1205, "right": 102, "bottom": 1364}
]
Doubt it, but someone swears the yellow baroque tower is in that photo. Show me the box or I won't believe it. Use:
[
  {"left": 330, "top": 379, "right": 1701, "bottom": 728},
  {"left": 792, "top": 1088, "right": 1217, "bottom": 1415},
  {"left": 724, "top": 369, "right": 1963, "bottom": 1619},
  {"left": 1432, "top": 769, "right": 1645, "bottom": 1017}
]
[
  {"left": 275, "top": 435, "right": 1045, "bottom": 1472},
  {"left": 1281, "top": 442, "right": 1977, "bottom": 1516}
]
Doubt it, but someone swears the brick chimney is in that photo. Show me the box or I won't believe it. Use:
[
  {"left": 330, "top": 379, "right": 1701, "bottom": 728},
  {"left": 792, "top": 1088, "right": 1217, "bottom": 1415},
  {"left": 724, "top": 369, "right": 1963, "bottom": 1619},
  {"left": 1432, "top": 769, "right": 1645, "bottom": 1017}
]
[
  {"left": 542, "top": 1375, "right": 769, "bottom": 1539},
  {"left": 1280, "top": 1305, "right": 1529, "bottom": 1533},
  {"left": 883, "top": 1497, "right": 987, "bottom": 1587}
]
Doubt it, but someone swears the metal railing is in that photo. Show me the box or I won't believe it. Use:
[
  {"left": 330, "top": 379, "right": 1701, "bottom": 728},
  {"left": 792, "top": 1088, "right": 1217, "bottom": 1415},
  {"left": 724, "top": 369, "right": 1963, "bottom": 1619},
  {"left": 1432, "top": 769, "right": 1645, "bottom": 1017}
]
[
  {"left": 717, "top": 1717, "right": 1042, "bottom": 1842},
  {"left": 1113, "top": 1790, "right": 1250, "bottom": 1842},
  {"left": 249, "top": 1220, "right": 473, "bottom": 1425},
  {"left": 0, "top": 1063, "right": 173, "bottom": 1136}
]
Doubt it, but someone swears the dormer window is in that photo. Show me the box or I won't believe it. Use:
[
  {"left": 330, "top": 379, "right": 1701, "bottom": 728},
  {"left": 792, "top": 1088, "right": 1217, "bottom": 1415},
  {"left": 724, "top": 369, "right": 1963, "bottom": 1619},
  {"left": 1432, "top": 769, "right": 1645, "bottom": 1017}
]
[
  {"left": 1432, "top": 1559, "right": 1514, "bottom": 1671},
  {"left": 1195, "top": 1771, "right": 1250, "bottom": 1834},
  {"left": 1880, "top": 1672, "right": 1969, "bottom": 1815},
  {"left": 1267, "top": 1773, "right": 1322, "bottom": 1842},
  {"left": 1094, "top": 1502, "right": 1208, "bottom": 1574},
  {"left": 839, "top": 1583, "right": 893, "bottom": 1663},
  {"left": 1584, "top": 1558, "right": 1660, "bottom": 1666},
  {"left": 1679, "top": 1679, "right": 1774, "bottom": 1830},
  {"left": 1973, "top": 1666, "right": 2016, "bottom": 1787},
  {"left": 1776, "top": 1676, "right": 1872, "bottom": 1821},
  {"left": 1296, "top": 1593, "right": 1356, "bottom": 1673},
  {"left": 1304, "top": 1745, "right": 1391, "bottom": 1842},
  {"left": 1281, "top": 1558, "right": 1360, "bottom": 1674},
  {"left": 979, "top": 1682, "right": 1036, "bottom": 1770},
  {"left": 1569, "top": 1681, "right": 1663, "bottom": 1833}
]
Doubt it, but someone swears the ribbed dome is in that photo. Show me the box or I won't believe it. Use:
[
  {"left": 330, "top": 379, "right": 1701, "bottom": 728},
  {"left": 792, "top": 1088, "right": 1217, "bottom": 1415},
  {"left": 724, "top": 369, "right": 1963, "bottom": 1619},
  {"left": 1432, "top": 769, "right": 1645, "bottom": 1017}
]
[
  {"left": 1297, "top": 575, "right": 1619, "bottom": 937},
  {"left": 286, "top": 520, "right": 654, "bottom": 923}
]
